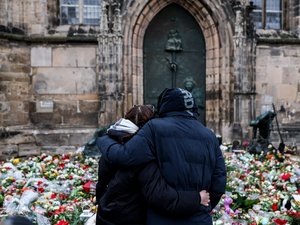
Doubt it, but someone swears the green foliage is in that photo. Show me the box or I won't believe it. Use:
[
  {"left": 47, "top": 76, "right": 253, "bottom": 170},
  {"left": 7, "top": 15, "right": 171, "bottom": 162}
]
[
  {"left": 231, "top": 192, "right": 260, "bottom": 212},
  {"left": 0, "top": 193, "right": 4, "bottom": 207}
]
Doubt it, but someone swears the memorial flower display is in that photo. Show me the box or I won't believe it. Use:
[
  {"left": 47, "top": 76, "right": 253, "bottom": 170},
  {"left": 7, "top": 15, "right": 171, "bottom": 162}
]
[
  {"left": 0, "top": 147, "right": 299, "bottom": 225},
  {"left": 0, "top": 153, "right": 98, "bottom": 225},
  {"left": 212, "top": 148, "right": 300, "bottom": 225}
]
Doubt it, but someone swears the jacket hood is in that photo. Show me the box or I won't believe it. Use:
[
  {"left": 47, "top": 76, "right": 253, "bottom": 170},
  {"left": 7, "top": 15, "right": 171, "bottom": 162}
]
[
  {"left": 107, "top": 118, "right": 139, "bottom": 134},
  {"left": 157, "top": 88, "right": 198, "bottom": 117}
]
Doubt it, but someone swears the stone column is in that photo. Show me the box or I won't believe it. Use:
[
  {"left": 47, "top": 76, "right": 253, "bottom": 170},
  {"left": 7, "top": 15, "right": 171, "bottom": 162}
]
[
  {"left": 295, "top": 0, "right": 300, "bottom": 38},
  {"left": 232, "top": 1, "right": 256, "bottom": 142},
  {"left": 97, "top": 0, "right": 124, "bottom": 126}
]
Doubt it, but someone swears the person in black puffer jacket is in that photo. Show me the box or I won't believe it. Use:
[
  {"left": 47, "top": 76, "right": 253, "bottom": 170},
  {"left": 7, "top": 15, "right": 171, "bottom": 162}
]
[
  {"left": 96, "top": 105, "right": 210, "bottom": 225},
  {"left": 97, "top": 88, "right": 227, "bottom": 225}
]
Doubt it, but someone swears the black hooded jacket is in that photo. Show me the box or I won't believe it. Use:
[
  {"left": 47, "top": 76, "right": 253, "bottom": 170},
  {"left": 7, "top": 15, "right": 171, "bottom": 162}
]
[
  {"left": 96, "top": 118, "right": 201, "bottom": 225},
  {"left": 97, "top": 88, "right": 227, "bottom": 225}
]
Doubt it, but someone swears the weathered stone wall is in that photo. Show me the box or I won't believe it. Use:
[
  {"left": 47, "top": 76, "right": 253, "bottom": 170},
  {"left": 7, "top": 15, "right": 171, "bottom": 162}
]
[
  {"left": 0, "top": 0, "right": 48, "bottom": 35},
  {"left": 0, "top": 39, "right": 30, "bottom": 127},
  {"left": 255, "top": 43, "right": 300, "bottom": 145},
  {"left": 0, "top": 41, "right": 99, "bottom": 128},
  {"left": 256, "top": 44, "right": 300, "bottom": 118},
  {"left": 0, "top": 39, "right": 100, "bottom": 155},
  {"left": 0, "top": 0, "right": 101, "bottom": 156},
  {"left": 30, "top": 45, "right": 99, "bottom": 128}
]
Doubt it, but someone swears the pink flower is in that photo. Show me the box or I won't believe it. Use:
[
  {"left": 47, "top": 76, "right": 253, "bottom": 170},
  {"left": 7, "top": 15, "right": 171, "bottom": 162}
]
[{"left": 242, "top": 140, "right": 249, "bottom": 147}]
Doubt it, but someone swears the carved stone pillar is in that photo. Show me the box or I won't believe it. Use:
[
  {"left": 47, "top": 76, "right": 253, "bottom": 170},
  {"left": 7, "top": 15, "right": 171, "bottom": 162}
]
[
  {"left": 97, "top": 0, "right": 124, "bottom": 126},
  {"left": 232, "top": 1, "right": 256, "bottom": 141},
  {"left": 296, "top": 1, "right": 300, "bottom": 38}
]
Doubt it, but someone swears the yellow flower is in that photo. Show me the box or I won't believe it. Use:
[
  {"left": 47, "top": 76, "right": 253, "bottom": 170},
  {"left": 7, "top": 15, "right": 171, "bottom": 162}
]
[
  {"left": 91, "top": 205, "right": 97, "bottom": 212},
  {"left": 12, "top": 158, "right": 20, "bottom": 165}
]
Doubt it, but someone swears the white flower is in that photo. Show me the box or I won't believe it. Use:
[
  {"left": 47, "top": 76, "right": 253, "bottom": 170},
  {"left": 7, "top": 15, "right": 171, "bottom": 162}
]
[{"left": 260, "top": 217, "right": 269, "bottom": 225}]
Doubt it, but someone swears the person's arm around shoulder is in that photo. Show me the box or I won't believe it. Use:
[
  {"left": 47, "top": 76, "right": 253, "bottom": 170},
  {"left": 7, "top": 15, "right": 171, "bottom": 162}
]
[
  {"left": 137, "top": 162, "right": 209, "bottom": 216},
  {"left": 96, "top": 123, "right": 155, "bottom": 166}
]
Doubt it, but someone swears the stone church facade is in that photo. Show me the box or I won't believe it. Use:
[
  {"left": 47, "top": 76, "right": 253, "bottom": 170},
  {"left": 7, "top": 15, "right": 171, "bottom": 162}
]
[{"left": 0, "top": 0, "right": 300, "bottom": 156}]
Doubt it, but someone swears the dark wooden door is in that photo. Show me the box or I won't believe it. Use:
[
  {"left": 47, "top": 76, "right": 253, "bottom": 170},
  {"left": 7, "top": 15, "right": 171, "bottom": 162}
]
[{"left": 143, "top": 3, "right": 206, "bottom": 123}]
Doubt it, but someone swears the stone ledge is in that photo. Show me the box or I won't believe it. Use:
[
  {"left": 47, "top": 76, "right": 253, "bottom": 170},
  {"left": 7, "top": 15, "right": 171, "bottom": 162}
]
[
  {"left": 257, "top": 38, "right": 300, "bottom": 45},
  {"left": 0, "top": 32, "right": 98, "bottom": 44}
]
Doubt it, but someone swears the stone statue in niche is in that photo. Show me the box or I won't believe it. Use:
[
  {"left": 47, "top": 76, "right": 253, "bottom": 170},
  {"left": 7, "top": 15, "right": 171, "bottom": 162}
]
[
  {"left": 183, "top": 77, "right": 204, "bottom": 111},
  {"left": 165, "top": 29, "right": 183, "bottom": 86},
  {"left": 165, "top": 29, "right": 183, "bottom": 52},
  {"left": 104, "top": 0, "right": 121, "bottom": 33}
]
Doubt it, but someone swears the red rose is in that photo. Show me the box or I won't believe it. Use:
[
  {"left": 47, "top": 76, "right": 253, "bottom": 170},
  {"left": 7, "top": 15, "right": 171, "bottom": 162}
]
[
  {"left": 37, "top": 187, "right": 44, "bottom": 193},
  {"left": 272, "top": 203, "right": 278, "bottom": 211},
  {"left": 288, "top": 211, "right": 300, "bottom": 218},
  {"left": 83, "top": 181, "right": 95, "bottom": 193},
  {"left": 54, "top": 206, "right": 67, "bottom": 215},
  {"left": 61, "top": 155, "right": 70, "bottom": 160},
  {"left": 281, "top": 173, "right": 291, "bottom": 181},
  {"left": 54, "top": 220, "right": 69, "bottom": 225},
  {"left": 59, "top": 193, "right": 68, "bottom": 200},
  {"left": 273, "top": 218, "right": 288, "bottom": 225},
  {"left": 50, "top": 193, "right": 57, "bottom": 199},
  {"left": 83, "top": 165, "right": 90, "bottom": 170}
]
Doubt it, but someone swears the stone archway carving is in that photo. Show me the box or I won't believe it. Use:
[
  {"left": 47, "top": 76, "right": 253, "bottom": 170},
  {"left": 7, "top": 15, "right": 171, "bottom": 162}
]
[{"left": 122, "top": 0, "right": 235, "bottom": 137}]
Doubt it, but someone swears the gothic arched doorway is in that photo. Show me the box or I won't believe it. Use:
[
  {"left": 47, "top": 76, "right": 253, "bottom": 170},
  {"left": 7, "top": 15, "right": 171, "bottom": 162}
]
[{"left": 143, "top": 3, "right": 206, "bottom": 123}]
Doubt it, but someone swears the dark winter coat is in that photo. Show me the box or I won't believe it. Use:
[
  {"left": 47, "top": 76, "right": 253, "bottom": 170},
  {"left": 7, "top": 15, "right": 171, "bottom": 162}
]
[
  {"left": 96, "top": 121, "right": 201, "bottom": 225},
  {"left": 97, "top": 88, "right": 227, "bottom": 225}
]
